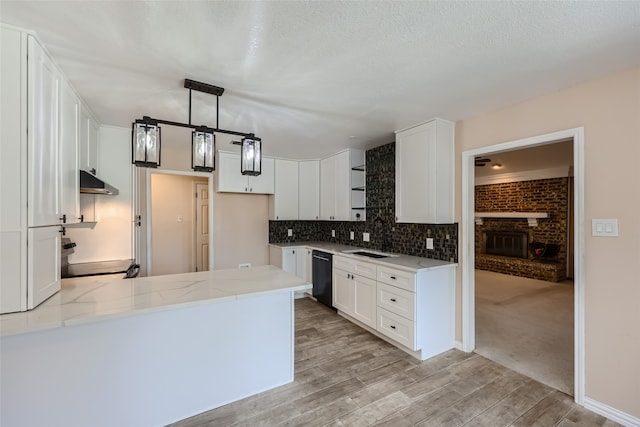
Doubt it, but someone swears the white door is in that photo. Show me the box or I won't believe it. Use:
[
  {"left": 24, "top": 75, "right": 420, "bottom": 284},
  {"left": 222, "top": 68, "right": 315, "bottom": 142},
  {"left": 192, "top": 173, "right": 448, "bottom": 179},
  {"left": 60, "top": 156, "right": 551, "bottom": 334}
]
[
  {"left": 332, "top": 268, "right": 355, "bottom": 315},
  {"left": 273, "top": 159, "right": 299, "bottom": 220},
  {"left": 88, "top": 115, "right": 100, "bottom": 175},
  {"left": 59, "top": 78, "right": 80, "bottom": 224},
  {"left": 28, "top": 35, "right": 60, "bottom": 227},
  {"left": 249, "top": 157, "right": 275, "bottom": 194},
  {"left": 305, "top": 248, "right": 313, "bottom": 284},
  {"left": 217, "top": 152, "right": 247, "bottom": 192},
  {"left": 353, "top": 275, "right": 377, "bottom": 328},
  {"left": 296, "top": 248, "right": 306, "bottom": 281},
  {"left": 281, "top": 247, "right": 297, "bottom": 275},
  {"left": 333, "top": 151, "right": 351, "bottom": 220},
  {"left": 27, "top": 226, "right": 61, "bottom": 309},
  {"left": 319, "top": 156, "right": 335, "bottom": 220},
  {"left": 299, "top": 161, "right": 320, "bottom": 220},
  {"left": 195, "top": 182, "right": 209, "bottom": 272}
]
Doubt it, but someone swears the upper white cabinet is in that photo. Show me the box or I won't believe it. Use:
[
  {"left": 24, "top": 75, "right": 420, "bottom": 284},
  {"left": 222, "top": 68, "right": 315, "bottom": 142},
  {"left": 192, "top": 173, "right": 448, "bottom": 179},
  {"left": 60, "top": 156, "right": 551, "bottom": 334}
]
[
  {"left": 298, "top": 160, "right": 320, "bottom": 220},
  {"left": 59, "top": 78, "right": 80, "bottom": 224},
  {"left": 320, "top": 149, "right": 364, "bottom": 221},
  {"left": 269, "top": 159, "right": 299, "bottom": 220},
  {"left": 27, "top": 34, "right": 60, "bottom": 227},
  {"left": 216, "top": 151, "right": 275, "bottom": 194},
  {"left": 395, "top": 118, "right": 454, "bottom": 224},
  {"left": 78, "top": 102, "right": 99, "bottom": 175}
]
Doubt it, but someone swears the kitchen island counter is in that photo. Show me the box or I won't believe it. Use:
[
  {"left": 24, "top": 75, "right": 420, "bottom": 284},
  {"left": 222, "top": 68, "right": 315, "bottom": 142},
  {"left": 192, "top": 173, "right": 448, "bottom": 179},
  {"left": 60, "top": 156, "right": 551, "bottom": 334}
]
[
  {"left": 1, "top": 266, "right": 310, "bottom": 427},
  {"left": 0, "top": 265, "right": 310, "bottom": 337}
]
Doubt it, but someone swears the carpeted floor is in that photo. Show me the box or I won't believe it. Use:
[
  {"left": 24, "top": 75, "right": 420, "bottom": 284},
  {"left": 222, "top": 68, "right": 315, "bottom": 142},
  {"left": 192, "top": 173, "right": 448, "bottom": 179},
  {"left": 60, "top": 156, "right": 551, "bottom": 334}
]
[{"left": 475, "top": 269, "right": 574, "bottom": 395}]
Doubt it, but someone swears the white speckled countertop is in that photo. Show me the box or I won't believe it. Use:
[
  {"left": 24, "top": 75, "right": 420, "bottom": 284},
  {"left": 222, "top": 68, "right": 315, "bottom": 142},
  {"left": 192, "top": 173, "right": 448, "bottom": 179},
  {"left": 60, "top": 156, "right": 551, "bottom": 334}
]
[
  {"left": 0, "top": 265, "right": 310, "bottom": 337},
  {"left": 269, "top": 242, "right": 457, "bottom": 272}
]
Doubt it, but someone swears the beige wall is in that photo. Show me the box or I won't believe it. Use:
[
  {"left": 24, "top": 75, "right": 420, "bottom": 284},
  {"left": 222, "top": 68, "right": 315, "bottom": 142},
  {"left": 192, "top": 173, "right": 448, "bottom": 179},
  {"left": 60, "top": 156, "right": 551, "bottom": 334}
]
[{"left": 455, "top": 66, "right": 640, "bottom": 417}]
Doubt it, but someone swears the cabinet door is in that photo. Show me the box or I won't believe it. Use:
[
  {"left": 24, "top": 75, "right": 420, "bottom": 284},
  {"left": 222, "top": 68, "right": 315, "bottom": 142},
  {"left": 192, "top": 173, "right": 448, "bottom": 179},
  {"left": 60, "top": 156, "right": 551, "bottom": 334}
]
[
  {"left": 305, "top": 248, "right": 313, "bottom": 284},
  {"left": 249, "top": 157, "right": 275, "bottom": 194},
  {"left": 353, "top": 274, "right": 377, "bottom": 328},
  {"left": 78, "top": 103, "right": 91, "bottom": 172},
  {"left": 332, "top": 268, "right": 354, "bottom": 315},
  {"left": 299, "top": 160, "right": 320, "bottom": 220},
  {"left": 27, "top": 36, "right": 60, "bottom": 227},
  {"left": 59, "top": 78, "right": 80, "bottom": 224},
  {"left": 88, "top": 114, "right": 99, "bottom": 174},
  {"left": 395, "top": 121, "right": 436, "bottom": 223},
  {"left": 296, "top": 248, "right": 306, "bottom": 281},
  {"left": 27, "top": 226, "right": 61, "bottom": 309},
  {"left": 319, "top": 156, "right": 335, "bottom": 220},
  {"left": 271, "top": 159, "right": 298, "bottom": 220},
  {"left": 216, "top": 152, "right": 247, "bottom": 192},
  {"left": 333, "top": 151, "right": 351, "bottom": 221},
  {"left": 281, "top": 247, "right": 297, "bottom": 275}
]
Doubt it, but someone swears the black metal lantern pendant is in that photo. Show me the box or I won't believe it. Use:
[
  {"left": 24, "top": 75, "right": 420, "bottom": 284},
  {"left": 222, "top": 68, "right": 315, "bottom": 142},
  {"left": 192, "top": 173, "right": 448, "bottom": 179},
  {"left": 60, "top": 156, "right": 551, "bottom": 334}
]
[{"left": 131, "top": 79, "right": 262, "bottom": 174}]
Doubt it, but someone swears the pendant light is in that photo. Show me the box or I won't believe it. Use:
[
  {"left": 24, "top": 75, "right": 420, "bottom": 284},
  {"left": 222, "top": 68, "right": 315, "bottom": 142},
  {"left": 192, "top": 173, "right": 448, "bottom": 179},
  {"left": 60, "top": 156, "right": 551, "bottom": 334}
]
[
  {"left": 192, "top": 127, "right": 215, "bottom": 172},
  {"left": 132, "top": 118, "right": 161, "bottom": 168},
  {"left": 241, "top": 136, "right": 261, "bottom": 176},
  {"left": 132, "top": 79, "right": 262, "bottom": 175}
]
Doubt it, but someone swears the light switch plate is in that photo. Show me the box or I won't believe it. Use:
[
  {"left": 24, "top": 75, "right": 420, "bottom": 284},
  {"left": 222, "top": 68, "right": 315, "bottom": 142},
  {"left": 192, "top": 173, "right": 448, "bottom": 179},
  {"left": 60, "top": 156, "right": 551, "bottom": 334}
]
[
  {"left": 332, "top": 229, "right": 336, "bottom": 238},
  {"left": 592, "top": 219, "right": 618, "bottom": 237},
  {"left": 363, "top": 232, "right": 370, "bottom": 242},
  {"left": 287, "top": 229, "right": 293, "bottom": 237},
  {"left": 426, "top": 238, "right": 434, "bottom": 250},
  {"left": 350, "top": 231, "right": 354, "bottom": 240}
]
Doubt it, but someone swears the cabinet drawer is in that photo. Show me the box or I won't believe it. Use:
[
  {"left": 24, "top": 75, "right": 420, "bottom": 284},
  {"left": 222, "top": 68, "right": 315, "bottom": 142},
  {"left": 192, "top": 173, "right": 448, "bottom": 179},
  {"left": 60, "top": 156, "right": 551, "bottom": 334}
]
[
  {"left": 377, "top": 307, "right": 416, "bottom": 350},
  {"left": 377, "top": 266, "right": 415, "bottom": 292},
  {"left": 333, "top": 255, "right": 376, "bottom": 280},
  {"left": 377, "top": 283, "right": 415, "bottom": 321}
]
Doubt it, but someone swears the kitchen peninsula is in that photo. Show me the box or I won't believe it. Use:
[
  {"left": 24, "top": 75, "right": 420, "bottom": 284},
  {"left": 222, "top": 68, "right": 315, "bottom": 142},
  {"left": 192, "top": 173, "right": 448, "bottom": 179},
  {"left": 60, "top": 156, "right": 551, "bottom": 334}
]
[{"left": 0, "top": 266, "right": 311, "bottom": 427}]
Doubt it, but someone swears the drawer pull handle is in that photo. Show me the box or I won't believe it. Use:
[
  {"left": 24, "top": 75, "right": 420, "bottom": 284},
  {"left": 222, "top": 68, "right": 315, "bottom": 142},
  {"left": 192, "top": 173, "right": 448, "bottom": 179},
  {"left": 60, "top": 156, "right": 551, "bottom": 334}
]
[
  {"left": 390, "top": 325, "right": 396, "bottom": 329},
  {"left": 390, "top": 298, "right": 397, "bottom": 302},
  {"left": 390, "top": 276, "right": 396, "bottom": 280}
]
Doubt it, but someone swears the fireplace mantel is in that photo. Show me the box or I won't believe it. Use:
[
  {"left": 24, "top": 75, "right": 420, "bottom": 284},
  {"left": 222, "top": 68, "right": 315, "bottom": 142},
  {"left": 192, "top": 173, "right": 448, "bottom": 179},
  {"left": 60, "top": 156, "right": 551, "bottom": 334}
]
[{"left": 474, "top": 212, "right": 548, "bottom": 227}]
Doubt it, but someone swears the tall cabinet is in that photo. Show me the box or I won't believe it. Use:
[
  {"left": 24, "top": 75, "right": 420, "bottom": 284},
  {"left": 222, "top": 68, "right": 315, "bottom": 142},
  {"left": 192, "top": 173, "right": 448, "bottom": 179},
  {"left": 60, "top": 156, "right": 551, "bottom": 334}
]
[
  {"left": 395, "top": 118, "right": 454, "bottom": 224},
  {"left": 320, "top": 149, "right": 365, "bottom": 221},
  {"left": 1, "top": 25, "right": 87, "bottom": 313}
]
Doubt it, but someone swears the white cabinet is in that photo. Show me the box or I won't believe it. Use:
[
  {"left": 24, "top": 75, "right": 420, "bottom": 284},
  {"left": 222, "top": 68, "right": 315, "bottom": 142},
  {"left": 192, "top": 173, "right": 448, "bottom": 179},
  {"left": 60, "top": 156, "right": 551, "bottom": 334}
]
[
  {"left": 395, "top": 118, "right": 454, "bottom": 224},
  {"left": 79, "top": 102, "right": 99, "bottom": 175},
  {"left": 217, "top": 151, "right": 275, "bottom": 194},
  {"left": 59, "top": 78, "right": 80, "bottom": 224},
  {"left": 269, "top": 245, "right": 307, "bottom": 282},
  {"left": 27, "top": 34, "right": 60, "bottom": 227},
  {"left": 320, "top": 150, "right": 364, "bottom": 221},
  {"left": 269, "top": 159, "right": 299, "bottom": 220},
  {"left": 299, "top": 160, "right": 320, "bottom": 220},
  {"left": 332, "top": 255, "right": 377, "bottom": 328},
  {"left": 304, "top": 247, "right": 313, "bottom": 284},
  {"left": 27, "top": 226, "right": 61, "bottom": 309}
]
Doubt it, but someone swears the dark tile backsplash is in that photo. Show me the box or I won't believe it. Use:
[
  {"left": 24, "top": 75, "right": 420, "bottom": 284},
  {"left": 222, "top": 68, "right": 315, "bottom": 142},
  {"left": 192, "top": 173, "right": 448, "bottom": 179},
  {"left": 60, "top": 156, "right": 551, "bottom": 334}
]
[{"left": 269, "top": 142, "right": 458, "bottom": 263}]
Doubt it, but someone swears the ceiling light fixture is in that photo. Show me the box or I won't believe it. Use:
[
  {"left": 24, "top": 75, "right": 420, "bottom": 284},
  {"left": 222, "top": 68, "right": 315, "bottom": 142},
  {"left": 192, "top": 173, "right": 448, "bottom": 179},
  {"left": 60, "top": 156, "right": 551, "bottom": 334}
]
[
  {"left": 491, "top": 163, "right": 503, "bottom": 169},
  {"left": 131, "top": 79, "right": 262, "bottom": 174}
]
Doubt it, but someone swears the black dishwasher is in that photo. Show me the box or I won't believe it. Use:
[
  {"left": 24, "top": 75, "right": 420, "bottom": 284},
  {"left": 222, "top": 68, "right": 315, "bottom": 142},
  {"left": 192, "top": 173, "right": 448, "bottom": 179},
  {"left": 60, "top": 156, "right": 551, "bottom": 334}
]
[{"left": 312, "top": 250, "right": 334, "bottom": 310}]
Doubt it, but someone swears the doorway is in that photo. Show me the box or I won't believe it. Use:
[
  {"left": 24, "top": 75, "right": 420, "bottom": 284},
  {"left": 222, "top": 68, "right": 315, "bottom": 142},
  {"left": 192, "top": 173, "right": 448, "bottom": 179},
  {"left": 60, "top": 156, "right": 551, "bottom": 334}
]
[
  {"left": 461, "top": 128, "right": 585, "bottom": 404},
  {"left": 144, "top": 170, "right": 213, "bottom": 276}
]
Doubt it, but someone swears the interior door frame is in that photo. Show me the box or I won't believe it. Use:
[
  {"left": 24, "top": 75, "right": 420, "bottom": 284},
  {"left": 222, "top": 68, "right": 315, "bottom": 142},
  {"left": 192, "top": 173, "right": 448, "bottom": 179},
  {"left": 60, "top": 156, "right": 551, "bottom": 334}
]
[
  {"left": 193, "top": 181, "right": 210, "bottom": 272},
  {"left": 145, "top": 169, "right": 214, "bottom": 276},
  {"left": 461, "top": 127, "right": 585, "bottom": 404}
]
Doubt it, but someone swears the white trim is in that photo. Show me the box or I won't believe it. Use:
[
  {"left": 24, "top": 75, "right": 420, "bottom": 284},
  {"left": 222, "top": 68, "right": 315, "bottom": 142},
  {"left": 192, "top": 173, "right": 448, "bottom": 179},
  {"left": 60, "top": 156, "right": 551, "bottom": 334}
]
[
  {"left": 475, "top": 166, "right": 571, "bottom": 186},
  {"left": 474, "top": 212, "right": 548, "bottom": 227},
  {"left": 461, "top": 127, "right": 585, "bottom": 404},
  {"left": 145, "top": 169, "right": 214, "bottom": 276},
  {"left": 453, "top": 340, "right": 464, "bottom": 351},
  {"left": 395, "top": 116, "right": 455, "bottom": 134},
  {"left": 583, "top": 397, "right": 640, "bottom": 427}
]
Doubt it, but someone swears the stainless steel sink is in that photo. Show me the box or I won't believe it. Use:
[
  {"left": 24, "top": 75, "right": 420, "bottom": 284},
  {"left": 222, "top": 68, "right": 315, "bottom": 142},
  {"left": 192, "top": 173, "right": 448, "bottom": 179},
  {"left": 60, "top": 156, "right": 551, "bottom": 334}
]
[{"left": 341, "top": 249, "right": 398, "bottom": 258}]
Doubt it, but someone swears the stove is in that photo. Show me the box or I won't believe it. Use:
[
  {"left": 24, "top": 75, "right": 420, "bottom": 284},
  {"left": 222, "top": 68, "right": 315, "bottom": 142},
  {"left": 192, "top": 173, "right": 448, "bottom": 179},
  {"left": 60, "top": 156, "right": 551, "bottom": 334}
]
[{"left": 63, "top": 259, "right": 136, "bottom": 278}]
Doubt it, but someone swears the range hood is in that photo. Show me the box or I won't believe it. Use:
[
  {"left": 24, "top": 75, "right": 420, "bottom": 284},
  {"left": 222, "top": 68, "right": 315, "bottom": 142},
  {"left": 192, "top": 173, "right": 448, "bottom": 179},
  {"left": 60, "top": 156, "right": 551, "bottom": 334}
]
[{"left": 80, "top": 170, "right": 119, "bottom": 195}]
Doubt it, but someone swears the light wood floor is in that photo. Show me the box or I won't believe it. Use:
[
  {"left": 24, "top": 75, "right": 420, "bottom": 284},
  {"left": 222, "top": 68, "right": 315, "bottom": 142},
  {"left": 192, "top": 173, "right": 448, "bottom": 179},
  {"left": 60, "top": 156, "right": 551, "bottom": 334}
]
[{"left": 172, "top": 298, "right": 619, "bottom": 427}]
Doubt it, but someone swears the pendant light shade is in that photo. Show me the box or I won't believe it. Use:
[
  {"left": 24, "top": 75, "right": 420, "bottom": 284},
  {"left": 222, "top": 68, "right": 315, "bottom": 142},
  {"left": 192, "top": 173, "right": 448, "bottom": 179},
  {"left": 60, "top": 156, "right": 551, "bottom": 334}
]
[
  {"left": 192, "top": 128, "right": 215, "bottom": 172},
  {"left": 132, "top": 119, "right": 161, "bottom": 168},
  {"left": 241, "top": 136, "right": 261, "bottom": 176}
]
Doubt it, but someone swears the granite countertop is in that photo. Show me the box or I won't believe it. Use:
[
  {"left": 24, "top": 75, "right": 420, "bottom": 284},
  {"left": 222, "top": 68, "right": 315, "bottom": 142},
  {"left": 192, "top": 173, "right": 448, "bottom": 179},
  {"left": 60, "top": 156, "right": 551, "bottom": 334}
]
[
  {"left": 0, "top": 265, "right": 310, "bottom": 338},
  {"left": 269, "top": 241, "right": 457, "bottom": 272}
]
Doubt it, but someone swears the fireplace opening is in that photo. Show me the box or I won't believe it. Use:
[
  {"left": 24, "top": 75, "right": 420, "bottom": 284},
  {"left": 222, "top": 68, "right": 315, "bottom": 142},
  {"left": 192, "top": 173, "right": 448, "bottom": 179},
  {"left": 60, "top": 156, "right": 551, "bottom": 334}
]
[{"left": 484, "top": 231, "right": 528, "bottom": 258}]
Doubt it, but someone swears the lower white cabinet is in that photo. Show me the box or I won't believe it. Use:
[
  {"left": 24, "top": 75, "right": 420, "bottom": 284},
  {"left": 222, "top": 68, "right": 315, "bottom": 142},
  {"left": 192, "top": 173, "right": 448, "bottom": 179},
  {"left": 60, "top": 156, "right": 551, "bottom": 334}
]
[
  {"left": 332, "top": 256, "right": 377, "bottom": 329},
  {"left": 269, "top": 245, "right": 307, "bottom": 282},
  {"left": 27, "top": 226, "right": 61, "bottom": 310},
  {"left": 332, "top": 254, "right": 455, "bottom": 360}
]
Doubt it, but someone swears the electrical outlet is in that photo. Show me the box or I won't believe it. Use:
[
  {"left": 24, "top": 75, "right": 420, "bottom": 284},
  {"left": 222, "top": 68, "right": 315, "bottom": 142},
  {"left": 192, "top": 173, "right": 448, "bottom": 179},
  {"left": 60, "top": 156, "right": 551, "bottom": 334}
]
[
  {"left": 287, "top": 229, "right": 293, "bottom": 237},
  {"left": 350, "top": 231, "right": 354, "bottom": 240},
  {"left": 426, "top": 238, "right": 434, "bottom": 250},
  {"left": 592, "top": 219, "right": 618, "bottom": 237},
  {"left": 363, "top": 232, "right": 370, "bottom": 242},
  {"left": 332, "top": 229, "right": 336, "bottom": 238}
]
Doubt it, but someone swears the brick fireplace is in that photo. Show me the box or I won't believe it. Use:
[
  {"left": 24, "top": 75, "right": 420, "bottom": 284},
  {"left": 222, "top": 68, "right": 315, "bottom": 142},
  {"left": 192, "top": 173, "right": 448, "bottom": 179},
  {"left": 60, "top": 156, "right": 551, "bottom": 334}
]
[{"left": 475, "top": 177, "right": 570, "bottom": 282}]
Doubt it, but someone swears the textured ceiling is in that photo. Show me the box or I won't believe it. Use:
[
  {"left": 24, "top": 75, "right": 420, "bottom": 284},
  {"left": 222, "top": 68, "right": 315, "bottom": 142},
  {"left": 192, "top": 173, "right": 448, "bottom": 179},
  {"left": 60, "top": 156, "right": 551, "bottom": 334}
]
[{"left": 2, "top": 1, "right": 639, "bottom": 159}]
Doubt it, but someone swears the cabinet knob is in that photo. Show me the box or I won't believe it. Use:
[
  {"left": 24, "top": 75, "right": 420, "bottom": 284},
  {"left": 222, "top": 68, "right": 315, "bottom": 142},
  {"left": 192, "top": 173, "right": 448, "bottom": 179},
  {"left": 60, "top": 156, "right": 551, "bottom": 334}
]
[
  {"left": 390, "top": 325, "right": 396, "bottom": 330},
  {"left": 78, "top": 214, "right": 84, "bottom": 223},
  {"left": 58, "top": 226, "right": 66, "bottom": 236},
  {"left": 59, "top": 214, "right": 67, "bottom": 224},
  {"left": 245, "top": 187, "right": 248, "bottom": 192},
  {"left": 293, "top": 250, "right": 295, "bottom": 254},
  {"left": 276, "top": 216, "right": 279, "bottom": 220},
  {"left": 250, "top": 188, "right": 253, "bottom": 192},
  {"left": 390, "top": 276, "right": 396, "bottom": 280},
  {"left": 390, "top": 298, "right": 397, "bottom": 302},
  {"left": 91, "top": 168, "right": 96, "bottom": 175}
]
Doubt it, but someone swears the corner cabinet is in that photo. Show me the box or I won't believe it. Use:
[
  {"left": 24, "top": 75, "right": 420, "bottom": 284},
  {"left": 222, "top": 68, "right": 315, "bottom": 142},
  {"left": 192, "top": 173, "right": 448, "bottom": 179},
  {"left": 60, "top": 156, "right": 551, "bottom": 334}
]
[
  {"left": 320, "top": 149, "right": 365, "bottom": 221},
  {"left": 298, "top": 160, "right": 320, "bottom": 220},
  {"left": 78, "top": 101, "right": 100, "bottom": 176},
  {"left": 269, "top": 159, "right": 299, "bottom": 220},
  {"left": 395, "top": 118, "right": 454, "bottom": 224},
  {"left": 216, "top": 151, "right": 275, "bottom": 194}
]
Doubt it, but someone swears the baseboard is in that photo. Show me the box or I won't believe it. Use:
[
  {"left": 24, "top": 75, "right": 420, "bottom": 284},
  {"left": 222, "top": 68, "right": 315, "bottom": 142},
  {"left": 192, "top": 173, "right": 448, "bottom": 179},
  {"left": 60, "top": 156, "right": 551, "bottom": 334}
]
[
  {"left": 453, "top": 340, "right": 464, "bottom": 351},
  {"left": 583, "top": 396, "right": 640, "bottom": 427}
]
